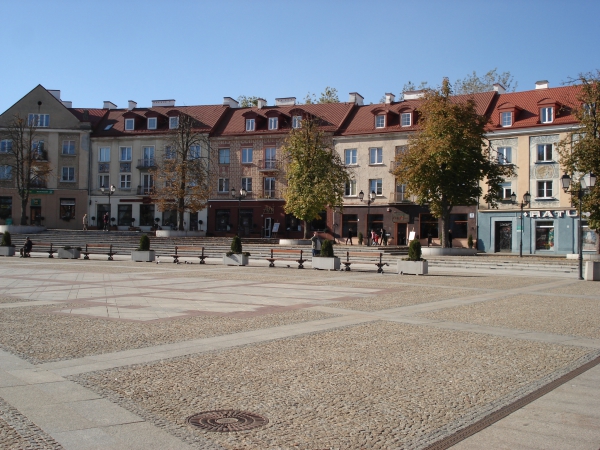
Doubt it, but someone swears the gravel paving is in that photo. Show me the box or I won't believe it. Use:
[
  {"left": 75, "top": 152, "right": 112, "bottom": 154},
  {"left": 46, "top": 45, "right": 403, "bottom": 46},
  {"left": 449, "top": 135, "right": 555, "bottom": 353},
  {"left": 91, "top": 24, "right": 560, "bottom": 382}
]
[
  {"left": 0, "top": 397, "right": 63, "bottom": 449},
  {"left": 538, "top": 282, "right": 600, "bottom": 297},
  {"left": 422, "top": 294, "right": 600, "bottom": 339},
  {"left": 73, "top": 321, "right": 589, "bottom": 450}
]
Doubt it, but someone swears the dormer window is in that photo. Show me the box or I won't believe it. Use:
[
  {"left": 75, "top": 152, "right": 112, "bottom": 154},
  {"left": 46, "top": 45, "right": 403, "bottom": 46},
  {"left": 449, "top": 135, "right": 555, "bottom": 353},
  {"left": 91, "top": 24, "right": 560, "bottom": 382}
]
[
  {"left": 246, "top": 118, "right": 255, "bottom": 131},
  {"left": 147, "top": 117, "right": 157, "bottom": 130},
  {"left": 124, "top": 118, "right": 134, "bottom": 131},
  {"left": 375, "top": 115, "right": 385, "bottom": 128},
  {"left": 501, "top": 112, "right": 513, "bottom": 127},
  {"left": 400, "top": 113, "right": 411, "bottom": 127},
  {"left": 169, "top": 116, "right": 179, "bottom": 129},
  {"left": 292, "top": 116, "right": 302, "bottom": 128},
  {"left": 540, "top": 107, "right": 553, "bottom": 123},
  {"left": 268, "top": 117, "right": 278, "bottom": 130}
]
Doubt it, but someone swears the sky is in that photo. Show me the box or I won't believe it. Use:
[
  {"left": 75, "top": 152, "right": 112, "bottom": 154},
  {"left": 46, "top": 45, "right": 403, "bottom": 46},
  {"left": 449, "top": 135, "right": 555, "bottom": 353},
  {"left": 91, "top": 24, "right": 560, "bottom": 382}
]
[{"left": 1, "top": 0, "right": 598, "bottom": 112}]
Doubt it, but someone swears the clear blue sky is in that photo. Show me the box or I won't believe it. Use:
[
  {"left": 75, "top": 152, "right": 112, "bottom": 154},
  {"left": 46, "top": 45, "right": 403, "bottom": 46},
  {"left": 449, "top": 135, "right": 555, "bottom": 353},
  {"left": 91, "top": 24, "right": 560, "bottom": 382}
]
[{"left": 1, "top": 0, "right": 598, "bottom": 112}]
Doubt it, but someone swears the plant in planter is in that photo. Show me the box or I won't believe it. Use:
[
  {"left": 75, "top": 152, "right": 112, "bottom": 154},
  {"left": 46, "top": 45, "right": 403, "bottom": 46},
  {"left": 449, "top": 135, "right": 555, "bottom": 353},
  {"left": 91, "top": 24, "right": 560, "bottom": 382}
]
[
  {"left": 467, "top": 234, "right": 474, "bottom": 249},
  {"left": 131, "top": 234, "right": 155, "bottom": 262},
  {"left": 224, "top": 235, "right": 250, "bottom": 266},
  {"left": 0, "top": 231, "right": 15, "bottom": 256},
  {"left": 58, "top": 245, "right": 81, "bottom": 259},
  {"left": 398, "top": 239, "right": 428, "bottom": 275},
  {"left": 358, "top": 232, "right": 363, "bottom": 245},
  {"left": 312, "top": 239, "right": 341, "bottom": 271}
]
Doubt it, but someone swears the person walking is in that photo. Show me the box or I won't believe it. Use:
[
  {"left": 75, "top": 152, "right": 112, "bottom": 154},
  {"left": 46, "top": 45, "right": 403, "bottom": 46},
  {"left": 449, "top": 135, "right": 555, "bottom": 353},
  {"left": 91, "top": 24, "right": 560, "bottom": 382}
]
[
  {"left": 345, "top": 228, "right": 353, "bottom": 245},
  {"left": 448, "top": 229, "right": 453, "bottom": 248},
  {"left": 82, "top": 213, "right": 88, "bottom": 231},
  {"left": 311, "top": 231, "right": 322, "bottom": 257},
  {"left": 103, "top": 212, "right": 109, "bottom": 232}
]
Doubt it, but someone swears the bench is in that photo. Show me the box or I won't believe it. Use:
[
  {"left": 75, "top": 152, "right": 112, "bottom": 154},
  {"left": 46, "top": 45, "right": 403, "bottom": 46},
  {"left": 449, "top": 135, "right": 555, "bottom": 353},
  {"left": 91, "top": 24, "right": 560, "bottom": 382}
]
[
  {"left": 169, "top": 246, "right": 207, "bottom": 264},
  {"left": 83, "top": 243, "right": 116, "bottom": 261},
  {"left": 24, "top": 242, "right": 56, "bottom": 258},
  {"left": 342, "top": 251, "right": 390, "bottom": 273},
  {"left": 266, "top": 249, "right": 307, "bottom": 269}
]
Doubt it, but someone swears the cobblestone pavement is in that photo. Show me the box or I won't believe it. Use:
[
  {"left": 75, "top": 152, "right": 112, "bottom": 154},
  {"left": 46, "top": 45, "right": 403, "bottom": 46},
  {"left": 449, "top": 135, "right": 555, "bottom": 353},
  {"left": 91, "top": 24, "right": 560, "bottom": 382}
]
[{"left": 0, "top": 257, "right": 598, "bottom": 449}]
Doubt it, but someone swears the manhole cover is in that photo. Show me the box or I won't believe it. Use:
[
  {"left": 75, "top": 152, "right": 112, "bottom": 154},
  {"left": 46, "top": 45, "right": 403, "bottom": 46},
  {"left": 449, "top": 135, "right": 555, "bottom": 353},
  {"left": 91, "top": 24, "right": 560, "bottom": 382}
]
[{"left": 187, "top": 410, "right": 268, "bottom": 432}]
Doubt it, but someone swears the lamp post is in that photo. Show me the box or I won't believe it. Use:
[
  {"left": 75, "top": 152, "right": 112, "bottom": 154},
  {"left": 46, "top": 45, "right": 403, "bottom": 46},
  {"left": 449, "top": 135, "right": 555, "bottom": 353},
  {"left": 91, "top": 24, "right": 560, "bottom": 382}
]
[
  {"left": 511, "top": 191, "right": 531, "bottom": 257},
  {"left": 359, "top": 190, "right": 376, "bottom": 246},
  {"left": 561, "top": 172, "right": 596, "bottom": 280},
  {"left": 231, "top": 187, "right": 247, "bottom": 236},
  {"left": 100, "top": 184, "right": 116, "bottom": 231}
]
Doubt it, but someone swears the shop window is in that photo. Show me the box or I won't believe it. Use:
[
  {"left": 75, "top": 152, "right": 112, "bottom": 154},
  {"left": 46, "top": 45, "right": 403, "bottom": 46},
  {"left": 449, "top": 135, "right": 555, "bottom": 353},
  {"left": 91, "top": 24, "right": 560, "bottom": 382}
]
[
  {"left": 450, "top": 214, "right": 468, "bottom": 238},
  {"left": 368, "top": 214, "right": 384, "bottom": 234},
  {"left": 582, "top": 221, "right": 597, "bottom": 252},
  {"left": 215, "top": 209, "right": 231, "bottom": 232},
  {"left": 285, "top": 213, "right": 302, "bottom": 232},
  {"left": 535, "top": 221, "right": 555, "bottom": 250},
  {"left": 139, "top": 204, "right": 155, "bottom": 226},
  {"left": 162, "top": 210, "right": 178, "bottom": 229},
  {"left": 420, "top": 213, "right": 438, "bottom": 239},
  {"left": 117, "top": 204, "right": 132, "bottom": 226},
  {"left": 342, "top": 214, "right": 358, "bottom": 239},
  {"left": 310, "top": 210, "right": 327, "bottom": 231},
  {"left": 59, "top": 198, "right": 76, "bottom": 221},
  {"left": 0, "top": 196, "right": 12, "bottom": 221}
]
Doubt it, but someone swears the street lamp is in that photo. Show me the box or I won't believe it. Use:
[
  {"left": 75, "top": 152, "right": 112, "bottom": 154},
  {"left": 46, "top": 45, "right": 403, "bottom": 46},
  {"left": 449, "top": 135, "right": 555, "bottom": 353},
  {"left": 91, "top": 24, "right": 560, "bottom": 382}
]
[
  {"left": 100, "top": 184, "right": 116, "bottom": 231},
  {"left": 359, "top": 190, "right": 376, "bottom": 246},
  {"left": 561, "top": 172, "right": 596, "bottom": 280},
  {"left": 231, "top": 187, "right": 248, "bottom": 236},
  {"left": 511, "top": 191, "right": 531, "bottom": 257}
]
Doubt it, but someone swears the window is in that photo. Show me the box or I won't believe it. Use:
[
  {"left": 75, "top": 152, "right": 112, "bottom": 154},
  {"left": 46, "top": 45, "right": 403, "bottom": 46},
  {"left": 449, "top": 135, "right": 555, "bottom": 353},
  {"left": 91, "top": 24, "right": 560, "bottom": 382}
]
[
  {"left": 219, "top": 148, "right": 230, "bottom": 164},
  {"left": 99, "top": 147, "right": 110, "bottom": 162},
  {"left": 535, "top": 221, "right": 555, "bottom": 250},
  {"left": 345, "top": 149, "right": 357, "bottom": 165},
  {"left": 0, "top": 197, "right": 12, "bottom": 220},
  {"left": 265, "top": 147, "right": 276, "bottom": 168},
  {"left": 62, "top": 140, "right": 75, "bottom": 155},
  {"left": 241, "top": 177, "right": 252, "bottom": 192},
  {"left": 98, "top": 175, "right": 109, "bottom": 188},
  {"left": 540, "top": 107, "right": 553, "bottom": 123},
  {"left": 140, "top": 204, "right": 155, "bottom": 226},
  {"left": 537, "top": 181, "right": 553, "bottom": 198},
  {"left": 215, "top": 209, "right": 231, "bottom": 231},
  {"left": 147, "top": 117, "right": 157, "bottom": 130},
  {"left": 420, "top": 214, "right": 439, "bottom": 239},
  {"left": 28, "top": 114, "right": 49, "bottom": 127},
  {"left": 59, "top": 199, "right": 75, "bottom": 220},
  {"left": 0, "top": 140, "right": 12, "bottom": 153},
  {"left": 497, "top": 146, "right": 512, "bottom": 164},
  {"left": 396, "top": 183, "right": 407, "bottom": 201},
  {"left": 169, "top": 116, "right": 179, "bottom": 129},
  {"left": 142, "top": 174, "right": 154, "bottom": 194},
  {"left": 246, "top": 118, "right": 255, "bottom": 131},
  {"left": 369, "top": 178, "right": 383, "bottom": 195},
  {"left": 242, "top": 148, "right": 253, "bottom": 163},
  {"left": 401, "top": 113, "right": 411, "bottom": 127},
  {"left": 118, "top": 204, "right": 132, "bottom": 226},
  {"left": 375, "top": 115, "right": 385, "bottom": 128},
  {"left": 218, "top": 178, "right": 229, "bottom": 192},
  {"left": 501, "top": 112, "right": 513, "bottom": 127},
  {"left": 500, "top": 182, "right": 512, "bottom": 199},
  {"left": 292, "top": 116, "right": 302, "bottom": 128},
  {"left": 537, "top": 144, "right": 553, "bottom": 162},
  {"left": 264, "top": 177, "right": 276, "bottom": 197},
  {"left": 189, "top": 145, "right": 201, "bottom": 159},
  {"left": 61, "top": 167, "right": 75, "bottom": 182},
  {"left": 31, "top": 141, "right": 45, "bottom": 159},
  {"left": 124, "top": 118, "right": 135, "bottom": 130},
  {"left": 0, "top": 165, "right": 12, "bottom": 180},
  {"left": 268, "top": 117, "right": 278, "bottom": 130},
  {"left": 120, "top": 174, "right": 131, "bottom": 189},
  {"left": 345, "top": 179, "right": 357, "bottom": 196},
  {"left": 369, "top": 147, "right": 383, "bottom": 165},
  {"left": 450, "top": 214, "right": 468, "bottom": 238},
  {"left": 164, "top": 146, "right": 175, "bottom": 159},
  {"left": 120, "top": 147, "right": 132, "bottom": 161},
  {"left": 342, "top": 214, "right": 358, "bottom": 239}
]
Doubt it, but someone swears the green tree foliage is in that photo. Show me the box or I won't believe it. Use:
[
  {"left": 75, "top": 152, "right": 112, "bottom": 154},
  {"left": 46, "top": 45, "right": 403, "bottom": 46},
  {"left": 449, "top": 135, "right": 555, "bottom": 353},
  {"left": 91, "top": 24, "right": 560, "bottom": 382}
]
[
  {"left": 320, "top": 239, "right": 334, "bottom": 257},
  {"left": 282, "top": 118, "right": 350, "bottom": 238},
  {"left": 557, "top": 71, "right": 600, "bottom": 252},
  {"left": 303, "top": 87, "right": 340, "bottom": 104},
  {"left": 237, "top": 96, "right": 261, "bottom": 107},
  {"left": 400, "top": 80, "right": 430, "bottom": 98},
  {"left": 408, "top": 239, "right": 422, "bottom": 261},
  {"left": 138, "top": 234, "right": 150, "bottom": 251},
  {"left": 1, "top": 231, "right": 11, "bottom": 247},
  {"left": 454, "top": 68, "right": 517, "bottom": 94},
  {"left": 393, "top": 79, "right": 513, "bottom": 247},
  {"left": 230, "top": 235, "right": 242, "bottom": 253}
]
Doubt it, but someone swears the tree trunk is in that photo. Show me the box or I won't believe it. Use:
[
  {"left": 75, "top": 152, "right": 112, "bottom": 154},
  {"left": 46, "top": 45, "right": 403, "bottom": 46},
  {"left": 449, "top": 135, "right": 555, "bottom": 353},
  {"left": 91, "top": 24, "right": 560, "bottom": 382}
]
[
  {"left": 20, "top": 197, "right": 28, "bottom": 225},
  {"left": 440, "top": 198, "right": 452, "bottom": 248},
  {"left": 303, "top": 220, "right": 309, "bottom": 239}
]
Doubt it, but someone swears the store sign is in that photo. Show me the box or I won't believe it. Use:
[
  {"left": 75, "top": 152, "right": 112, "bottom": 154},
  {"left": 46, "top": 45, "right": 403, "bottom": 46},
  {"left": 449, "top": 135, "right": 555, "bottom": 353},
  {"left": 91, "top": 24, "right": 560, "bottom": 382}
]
[
  {"left": 263, "top": 205, "right": 274, "bottom": 214},
  {"left": 28, "top": 189, "right": 53, "bottom": 194},
  {"left": 391, "top": 211, "right": 410, "bottom": 223},
  {"left": 31, "top": 199, "right": 41, "bottom": 206},
  {"left": 523, "top": 210, "right": 577, "bottom": 218}
]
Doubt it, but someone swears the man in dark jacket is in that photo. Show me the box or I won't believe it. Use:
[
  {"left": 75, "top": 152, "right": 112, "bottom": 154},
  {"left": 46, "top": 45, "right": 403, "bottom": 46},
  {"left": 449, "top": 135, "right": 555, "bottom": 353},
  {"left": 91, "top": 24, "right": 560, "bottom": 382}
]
[{"left": 20, "top": 237, "right": 33, "bottom": 257}]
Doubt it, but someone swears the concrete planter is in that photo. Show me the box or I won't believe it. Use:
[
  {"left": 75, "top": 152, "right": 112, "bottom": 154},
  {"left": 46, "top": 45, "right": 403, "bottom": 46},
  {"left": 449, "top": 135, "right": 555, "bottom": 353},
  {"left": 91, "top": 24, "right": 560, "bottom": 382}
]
[
  {"left": 312, "top": 256, "right": 341, "bottom": 271},
  {"left": 397, "top": 260, "right": 428, "bottom": 275},
  {"left": 0, "top": 225, "right": 46, "bottom": 234},
  {"left": 58, "top": 248, "right": 81, "bottom": 259},
  {"left": 131, "top": 250, "right": 155, "bottom": 262},
  {"left": 584, "top": 261, "right": 600, "bottom": 281},
  {"left": 0, "top": 246, "right": 15, "bottom": 257},
  {"left": 223, "top": 254, "right": 249, "bottom": 266}
]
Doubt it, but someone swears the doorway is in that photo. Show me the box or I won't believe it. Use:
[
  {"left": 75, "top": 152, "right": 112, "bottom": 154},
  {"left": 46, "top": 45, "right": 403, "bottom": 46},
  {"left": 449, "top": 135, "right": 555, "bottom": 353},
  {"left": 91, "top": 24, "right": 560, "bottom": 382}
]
[
  {"left": 495, "top": 221, "right": 513, "bottom": 252},
  {"left": 264, "top": 217, "right": 272, "bottom": 238},
  {"left": 30, "top": 206, "right": 42, "bottom": 225},
  {"left": 396, "top": 223, "right": 407, "bottom": 246}
]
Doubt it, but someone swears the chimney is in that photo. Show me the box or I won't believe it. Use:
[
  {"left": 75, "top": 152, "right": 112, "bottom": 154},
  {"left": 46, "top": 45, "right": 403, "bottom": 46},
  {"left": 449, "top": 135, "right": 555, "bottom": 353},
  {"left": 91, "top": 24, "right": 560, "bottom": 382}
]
[
  {"left": 103, "top": 101, "right": 117, "bottom": 110},
  {"left": 384, "top": 93, "right": 395, "bottom": 104},
  {"left": 493, "top": 83, "right": 506, "bottom": 94},
  {"left": 48, "top": 90, "right": 61, "bottom": 100},
  {"left": 61, "top": 101, "right": 73, "bottom": 108},
  {"left": 535, "top": 80, "right": 549, "bottom": 90},
  {"left": 128, "top": 100, "right": 137, "bottom": 110},
  {"left": 403, "top": 90, "right": 426, "bottom": 100},
  {"left": 223, "top": 97, "right": 239, "bottom": 108},
  {"left": 275, "top": 97, "right": 296, "bottom": 106},
  {"left": 349, "top": 92, "right": 364, "bottom": 106},
  {"left": 151, "top": 99, "right": 175, "bottom": 107},
  {"left": 256, "top": 98, "right": 267, "bottom": 109}
]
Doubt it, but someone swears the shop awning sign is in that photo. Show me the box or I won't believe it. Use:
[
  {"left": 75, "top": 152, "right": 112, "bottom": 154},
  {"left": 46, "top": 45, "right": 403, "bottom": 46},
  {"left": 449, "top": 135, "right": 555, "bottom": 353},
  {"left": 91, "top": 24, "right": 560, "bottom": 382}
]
[
  {"left": 392, "top": 211, "right": 410, "bottom": 223},
  {"left": 29, "top": 189, "right": 53, "bottom": 194},
  {"left": 523, "top": 210, "right": 578, "bottom": 218}
]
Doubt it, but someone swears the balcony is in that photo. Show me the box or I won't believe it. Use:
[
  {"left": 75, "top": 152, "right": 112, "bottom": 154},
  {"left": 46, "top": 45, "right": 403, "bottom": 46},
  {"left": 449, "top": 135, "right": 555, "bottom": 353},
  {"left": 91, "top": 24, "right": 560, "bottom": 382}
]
[
  {"left": 257, "top": 159, "right": 279, "bottom": 172},
  {"left": 98, "top": 163, "right": 110, "bottom": 173},
  {"left": 30, "top": 178, "right": 47, "bottom": 188},
  {"left": 389, "top": 160, "right": 399, "bottom": 173},
  {"left": 31, "top": 150, "right": 48, "bottom": 161},
  {"left": 120, "top": 163, "right": 131, "bottom": 173},
  {"left": 389, "top": 191, "right": 411, "bottom": 203},
  {"left": 136, "top": 186, "right": 154, "bottom": 195},
  {"left": 137, "top": 158, "right": 156, "bottom": 169}
]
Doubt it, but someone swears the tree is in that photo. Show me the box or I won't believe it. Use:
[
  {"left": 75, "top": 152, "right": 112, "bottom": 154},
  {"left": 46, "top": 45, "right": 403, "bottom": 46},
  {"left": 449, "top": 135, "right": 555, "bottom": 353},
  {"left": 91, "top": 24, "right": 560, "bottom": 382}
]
[
  {"left": 393, "top": 79, "right": 513, "bottom": 247},
  {"left": 282, "top": 117, "right": 350, "bottom": 238},
  {"left": 454, "top": 68, "right": 517, "bottom": 94},
  {"left": 150, "top": 114, "right": 212, "bottom": 231},
  {"left": 303, "top": 87, "right": 340, "bottom": 104},
  {"left": 557, "top": 71, "right": 600, "bottom": 253},
  {"left": 0, "top": 114, "right": 52, "bottom": 225},
  {"left": 237, "top": 96, "right": 260, "bottom": 107}
]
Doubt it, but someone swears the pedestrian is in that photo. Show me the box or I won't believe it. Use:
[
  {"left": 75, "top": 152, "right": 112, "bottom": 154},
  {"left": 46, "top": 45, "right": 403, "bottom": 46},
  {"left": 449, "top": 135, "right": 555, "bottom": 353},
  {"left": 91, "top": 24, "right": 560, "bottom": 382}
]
[
  {"left": 427, "top": 232, "right": 433, "bottom": 247},
  {"left": 381, "top": 228, "right": 388, "bottom": 246},
  {"left": 20, "top": 237, "right": 33, "bottom": 258},
  {"left": 345, "top": 228, "right": 353, "bottom": 245},
  {"left": 448, "top": 229, "right": 453, "bottom": 248},
  {"left": 371, "top": 229, "right": 378, "bottom": 246},
  {"left": 82, "top": 213, "right": 88, "bottom": 231},
  {"left": 103, "top": 212, "right": 109, "bottom": 232},
  {"left": 310, "top": 231, "right": 321, "bottom": 257}
]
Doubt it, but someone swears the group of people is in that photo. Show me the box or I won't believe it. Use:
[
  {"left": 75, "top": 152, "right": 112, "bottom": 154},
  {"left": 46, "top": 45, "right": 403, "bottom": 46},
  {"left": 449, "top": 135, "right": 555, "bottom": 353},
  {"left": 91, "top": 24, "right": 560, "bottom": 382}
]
[
  {"left": 81, "top": 213, "right": 110, "bottom": 231},
  {"left": 344, "top": 228, "right": 387, "bottom": 246}
]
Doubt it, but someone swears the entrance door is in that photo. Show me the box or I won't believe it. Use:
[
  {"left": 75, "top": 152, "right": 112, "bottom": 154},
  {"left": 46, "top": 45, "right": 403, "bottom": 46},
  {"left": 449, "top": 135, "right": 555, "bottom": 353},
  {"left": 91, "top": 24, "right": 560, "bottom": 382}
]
[
  {"left": 264, "top": 217, "right": 272, "bottom": 238},
  {"left": 396, "top": 223, "right": 407, "bottom": 246},
  {"left": 495, "top": 221, "right": 512, "bottom": 252},
  {"left": 30, "top": 206, "right": 42, "bottom": 225}
]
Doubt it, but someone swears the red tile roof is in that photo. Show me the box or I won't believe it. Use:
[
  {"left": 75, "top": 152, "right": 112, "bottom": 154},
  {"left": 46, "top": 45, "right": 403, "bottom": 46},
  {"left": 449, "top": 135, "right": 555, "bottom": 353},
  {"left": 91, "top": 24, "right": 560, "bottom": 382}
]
[{"left": 68, "top": 108, "right": 107, "bottom": 129}]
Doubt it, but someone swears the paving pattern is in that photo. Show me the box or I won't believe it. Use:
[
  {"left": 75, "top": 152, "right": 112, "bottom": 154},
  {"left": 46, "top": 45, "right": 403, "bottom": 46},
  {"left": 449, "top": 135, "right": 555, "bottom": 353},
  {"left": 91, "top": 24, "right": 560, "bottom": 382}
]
[{"left": 0, "top": 256, "right": 598, "bottom": 449}]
